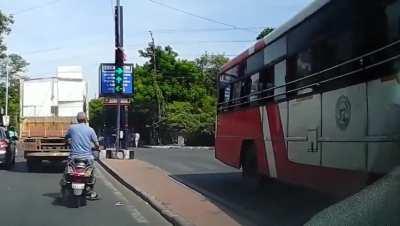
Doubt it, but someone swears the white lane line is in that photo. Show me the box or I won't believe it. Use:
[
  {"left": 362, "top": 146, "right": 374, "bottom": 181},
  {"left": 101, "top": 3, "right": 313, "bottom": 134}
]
[{"left": 96, "top": 166, "right": 149, "bottom": 224}]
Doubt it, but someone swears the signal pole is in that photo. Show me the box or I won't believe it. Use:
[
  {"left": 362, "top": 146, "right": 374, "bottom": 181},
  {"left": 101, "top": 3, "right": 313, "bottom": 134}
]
[{"left": 115, "top": 0, "right": 124, "bottom": 154}]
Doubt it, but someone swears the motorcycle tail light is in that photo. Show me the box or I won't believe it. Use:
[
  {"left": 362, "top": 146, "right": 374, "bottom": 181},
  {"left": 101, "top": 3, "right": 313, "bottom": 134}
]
[{"left": 71, "top": 175, "right": 86, "bottom": 183}]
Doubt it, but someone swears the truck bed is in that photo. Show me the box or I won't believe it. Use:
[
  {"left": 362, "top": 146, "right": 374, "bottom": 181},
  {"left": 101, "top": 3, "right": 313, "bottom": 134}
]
[{"left": 20, "top": 117, "right": 73, "bottom": 160}]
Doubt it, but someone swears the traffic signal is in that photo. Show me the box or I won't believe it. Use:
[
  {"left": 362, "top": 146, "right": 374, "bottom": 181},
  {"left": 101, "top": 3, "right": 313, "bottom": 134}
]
[{"left": 115, "top": 48, "right": 124, "bottom": 94}]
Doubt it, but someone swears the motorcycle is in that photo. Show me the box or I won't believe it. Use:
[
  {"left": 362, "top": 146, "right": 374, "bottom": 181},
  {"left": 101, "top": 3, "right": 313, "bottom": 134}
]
[{"left": 60, "top": 158, "right": 95, "bottom": 208}]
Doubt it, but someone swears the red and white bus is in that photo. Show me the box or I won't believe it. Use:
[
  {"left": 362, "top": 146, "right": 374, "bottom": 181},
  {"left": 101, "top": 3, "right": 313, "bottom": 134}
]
[{"left": 216, "top": 0, "right": 400, "bottom": 196}]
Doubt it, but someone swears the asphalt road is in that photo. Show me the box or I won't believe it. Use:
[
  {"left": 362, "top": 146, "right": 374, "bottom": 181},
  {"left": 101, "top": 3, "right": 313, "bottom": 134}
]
[
  {"left": 135, "top": 148, "right": 338, "bottom": 226},
  {"left": 0, "top": 154, "right": 171, "bottom": 226}
]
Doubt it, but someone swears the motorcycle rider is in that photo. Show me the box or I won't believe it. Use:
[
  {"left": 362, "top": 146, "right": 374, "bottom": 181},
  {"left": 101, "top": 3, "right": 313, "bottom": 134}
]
[{"left": 63, "top": 112, "right": 100, "bottom": 199}]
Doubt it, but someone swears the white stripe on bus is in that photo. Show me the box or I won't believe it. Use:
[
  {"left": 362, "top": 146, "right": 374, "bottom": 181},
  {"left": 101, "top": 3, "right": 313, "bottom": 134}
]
[{"left": 259, "top": 106, "right": 278, "bottom": 178}]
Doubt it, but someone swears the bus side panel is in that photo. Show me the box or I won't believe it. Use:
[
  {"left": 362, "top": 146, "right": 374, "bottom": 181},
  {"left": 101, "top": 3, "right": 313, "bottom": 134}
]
[
  {"left": 216, "top": 107, "right": 269, "bottom": 174},
  {"left": 215, "top": 137, "right": 242, "bottom": 168},
  {"left": 367, "top": 77, "right": 400, "bottom": 173},
  {"left": 266, "top": 103, "right": 368, "bottom": 197}
]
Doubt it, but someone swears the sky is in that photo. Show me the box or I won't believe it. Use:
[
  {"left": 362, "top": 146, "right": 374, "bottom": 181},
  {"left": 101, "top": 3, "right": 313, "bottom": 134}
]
[{"left": 0, "top": 0, "right": 313, "bottom": 98}]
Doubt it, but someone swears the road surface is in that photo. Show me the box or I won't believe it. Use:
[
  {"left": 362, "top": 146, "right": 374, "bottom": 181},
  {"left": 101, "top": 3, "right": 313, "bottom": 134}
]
[
  {"left": 135, "top": 147, "right": 338, "bottom": 226},
  {"left": 0, "top": 155, "right": 171, "bottom": 226}
]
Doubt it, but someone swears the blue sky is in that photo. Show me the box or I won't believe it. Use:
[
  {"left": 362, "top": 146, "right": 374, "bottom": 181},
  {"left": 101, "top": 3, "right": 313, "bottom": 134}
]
[{"left": 0, "top": 0, "right": 313, "bottom": 98}]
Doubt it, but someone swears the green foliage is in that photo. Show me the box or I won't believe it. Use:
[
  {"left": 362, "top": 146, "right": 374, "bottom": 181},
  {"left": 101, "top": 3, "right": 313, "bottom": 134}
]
[
  {"left": 256, "top": 27, "right": 274, "bottom": 40},
  {"left": 0, "top": 11, "right": 28, "bottom": 128},
  {"left": 88, "top": 99, "right": 104, "bottom": 132},
  {"left": 133, "top": 44, "right": 228, "bottom": 145},
  {"left": 195, "top": 53, "right": 229, "bottom": 95},
  {"left": 0, "top": 11, "right": 13, "bottom": 59}
]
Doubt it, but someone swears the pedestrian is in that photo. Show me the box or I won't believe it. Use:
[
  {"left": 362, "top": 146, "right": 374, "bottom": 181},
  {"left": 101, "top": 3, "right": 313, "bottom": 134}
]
[{"left": 134, "top": 132, "right": 140, "bottom": 148}]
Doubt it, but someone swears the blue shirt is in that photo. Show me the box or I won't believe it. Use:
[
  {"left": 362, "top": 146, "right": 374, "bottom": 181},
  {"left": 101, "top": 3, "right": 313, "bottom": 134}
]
[{"left": 65, "top": 123, "right": 98, "bottom": 159}]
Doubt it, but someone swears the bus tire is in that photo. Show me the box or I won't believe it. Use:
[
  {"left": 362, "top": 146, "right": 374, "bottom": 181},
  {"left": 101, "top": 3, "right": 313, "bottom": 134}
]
[{"left": 241, "top": 142, "right": 258, "bottom": 178}]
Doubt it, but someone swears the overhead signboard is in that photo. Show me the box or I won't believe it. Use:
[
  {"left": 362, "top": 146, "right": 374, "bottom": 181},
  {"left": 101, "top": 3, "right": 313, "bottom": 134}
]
[{"left": 99, "top": 63, "right": 134, "bottom": 97}]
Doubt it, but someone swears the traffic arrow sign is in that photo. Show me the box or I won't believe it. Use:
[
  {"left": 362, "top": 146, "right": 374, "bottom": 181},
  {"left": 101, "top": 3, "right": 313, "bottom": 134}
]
[
  {"left": 115, "top": 86, "right": 123, "bottom": 92},
  {"left": 115, "top": 67, "right": 123, "bottom": 75}
]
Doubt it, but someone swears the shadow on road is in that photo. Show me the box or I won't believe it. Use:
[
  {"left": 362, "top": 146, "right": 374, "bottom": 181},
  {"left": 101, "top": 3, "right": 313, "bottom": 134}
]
[
  {"left": 10, "top": 161, "right": 65, "bottom": 174},
  {"left": 171, "top": 172, "right": 338, "bottom": 226},
  {"left": 42, "top": 192, "right": 67, "bottom": 207}
]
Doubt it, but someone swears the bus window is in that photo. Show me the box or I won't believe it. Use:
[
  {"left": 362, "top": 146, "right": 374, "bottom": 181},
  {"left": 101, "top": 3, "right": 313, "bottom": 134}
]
[
  {"left": 224, "top": 85, "right": 231, "bottom": 103},
  {"left": 225, "top": 66, "right": 239, "bottom": 78},
  {"left": 259, "top": 67, "right": 275, "bottom": 101},
  {"left": 249, "top": 73, "right": 260, "bottom": 102},
  {"left": 238, "top": 62, "right": 247, "bottom": 77},
  {"left": 240, "top": 77, "right": 252, "bottom": 105},
  {"left": 385, "top": 0, "right": 400, "bottom": 42},
  {"left": 218, "top": 82, "right": 229, "bottom": 103},
  {"left": 247, "top": 51, "right": 264, "bottom": 75},
  {"left": 232, "top": 82, "right": 241, "bottom": 104},
  {"left": 218, "top": 73, "right": 235, "bottom": 105},
  {"left": 274, "top": 60, "right": 287, "bottom": 101},
  {"left": 264, "top": 36, "right": 287, "bottom": 66}
]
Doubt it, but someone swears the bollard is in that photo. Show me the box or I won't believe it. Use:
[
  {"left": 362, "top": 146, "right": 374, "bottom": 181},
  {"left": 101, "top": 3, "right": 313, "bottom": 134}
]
[
  {"left": 99, "top": 149, "right": 107, "bottom": 160},
  {"left": 123, "top": 149, "right": 129, "bottom": 160},
  {"left": 106, "top": 149, "right": 112, "bottom": 159}
]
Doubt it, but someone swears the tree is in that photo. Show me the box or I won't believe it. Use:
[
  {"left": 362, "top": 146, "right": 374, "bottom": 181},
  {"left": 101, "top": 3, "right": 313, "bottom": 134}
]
[
  {"left": 0, "top": 11, "right": 29, "bottom": 128},
  {"left": 88, "top": 99, "right": 104, "bottom": 133},
  {"left": 256, "top": 27, "right": 274, "bottom": 40},
  {"left": 132, "top": 44, "right": 228, "bottom": 145},
  {"left": 0, "top": 11, "right": 13, "bottom": 59},
  {"left": 195, "top": 53, "right": 229, "bottom": 95}
]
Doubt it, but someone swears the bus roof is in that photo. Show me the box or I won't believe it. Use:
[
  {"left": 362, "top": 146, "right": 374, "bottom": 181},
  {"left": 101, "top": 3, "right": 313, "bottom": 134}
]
[{"left": 221, "top": 0, "right": 331, "bottom": 73}]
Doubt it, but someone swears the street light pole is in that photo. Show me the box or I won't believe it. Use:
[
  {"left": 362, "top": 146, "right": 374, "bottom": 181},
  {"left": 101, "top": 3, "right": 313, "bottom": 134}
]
[{"left": 5, "top": 57, "right": 9, "bottom": 118}]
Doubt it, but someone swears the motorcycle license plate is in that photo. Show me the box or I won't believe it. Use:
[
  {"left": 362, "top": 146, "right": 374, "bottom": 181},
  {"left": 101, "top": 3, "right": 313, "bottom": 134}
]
[{"left": 71, "top": 183, "right": 85, "bottom": 190}]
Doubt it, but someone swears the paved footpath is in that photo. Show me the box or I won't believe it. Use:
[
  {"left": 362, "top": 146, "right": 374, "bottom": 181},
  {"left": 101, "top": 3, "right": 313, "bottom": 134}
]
[{"left": 100, "top": 158, "right": 241, "bottom": 226}]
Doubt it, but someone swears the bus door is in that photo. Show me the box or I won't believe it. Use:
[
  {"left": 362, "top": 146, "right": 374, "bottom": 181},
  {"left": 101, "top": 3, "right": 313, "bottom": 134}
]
[{"left": 286, "top": 58, "right": 322, "bottom": 166}]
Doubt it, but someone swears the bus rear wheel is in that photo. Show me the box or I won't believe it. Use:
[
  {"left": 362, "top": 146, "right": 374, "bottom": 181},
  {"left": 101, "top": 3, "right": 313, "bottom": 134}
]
[{"left": 241, "top": 146, "right": 258, "bottom": 178}]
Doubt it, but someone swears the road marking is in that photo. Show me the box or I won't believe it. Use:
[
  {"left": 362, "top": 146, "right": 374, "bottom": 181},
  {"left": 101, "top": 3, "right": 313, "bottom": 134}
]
[{"left": 96, "top": 165, "right": 149, "bottom": 224}]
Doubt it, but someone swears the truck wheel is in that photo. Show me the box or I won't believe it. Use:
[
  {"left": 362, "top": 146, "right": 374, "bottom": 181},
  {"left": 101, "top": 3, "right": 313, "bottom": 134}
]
[
  {"left": 4, "top": 151, "right": 14, "bottom": 170},
  {"left": 4, "top": 158, "right": 13, "bottom": 170},
  {"left": 27, "top": 159, "right": 41, "bottom": 171}
]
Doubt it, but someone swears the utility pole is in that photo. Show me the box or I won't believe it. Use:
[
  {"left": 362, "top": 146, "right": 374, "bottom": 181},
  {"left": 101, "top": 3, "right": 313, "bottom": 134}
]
[
  {"left": 149, "top": 31, "right": 161, "bottom": 144},
  {"left": 5, "top": 57, "right": 9, "bottom": 117}
]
